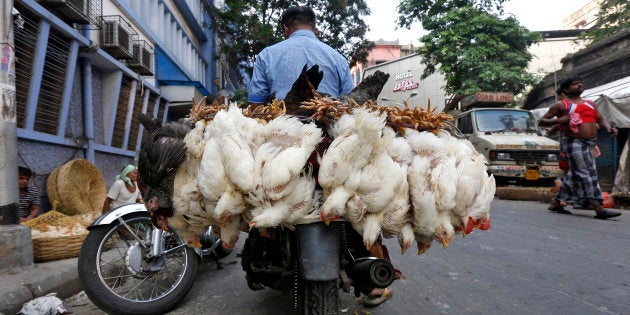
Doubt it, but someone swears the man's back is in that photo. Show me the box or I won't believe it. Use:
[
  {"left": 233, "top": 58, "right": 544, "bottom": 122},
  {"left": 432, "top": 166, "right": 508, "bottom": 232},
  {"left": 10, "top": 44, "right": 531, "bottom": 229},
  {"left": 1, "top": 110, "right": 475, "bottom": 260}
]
[{"left": 248, "top": 30, "right": 354, "bottom": 103}]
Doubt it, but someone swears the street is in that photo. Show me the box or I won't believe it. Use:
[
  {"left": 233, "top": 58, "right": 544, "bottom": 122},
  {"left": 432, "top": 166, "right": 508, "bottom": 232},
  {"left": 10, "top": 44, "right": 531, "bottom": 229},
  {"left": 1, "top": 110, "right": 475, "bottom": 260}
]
[{"left": 65, "top": 198, "right": 630, "bottom": 314}]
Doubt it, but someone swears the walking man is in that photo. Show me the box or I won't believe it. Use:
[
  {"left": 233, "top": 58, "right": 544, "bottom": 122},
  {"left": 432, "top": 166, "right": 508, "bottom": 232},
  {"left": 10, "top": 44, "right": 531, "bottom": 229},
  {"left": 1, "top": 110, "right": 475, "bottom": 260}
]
[{"left": 538, "top": 77, "right": 621, "bottom": 219}]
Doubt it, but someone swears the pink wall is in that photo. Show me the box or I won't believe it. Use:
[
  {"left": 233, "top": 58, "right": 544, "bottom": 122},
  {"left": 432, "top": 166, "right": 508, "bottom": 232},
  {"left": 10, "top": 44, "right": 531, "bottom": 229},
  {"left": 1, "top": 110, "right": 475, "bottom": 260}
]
[{"left": 351, "top": 43, "right": 403, "bottom": 86}]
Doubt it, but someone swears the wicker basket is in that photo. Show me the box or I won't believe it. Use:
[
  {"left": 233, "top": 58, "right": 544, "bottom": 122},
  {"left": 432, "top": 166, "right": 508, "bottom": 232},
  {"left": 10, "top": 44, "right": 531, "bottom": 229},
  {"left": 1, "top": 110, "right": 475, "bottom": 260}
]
[
  {"left": 31, "top": 234, "right": 87, "bottom": 262},
  {"left": 47, "top": 159, "right": 107, "bottom": 216},
  {"left": 22, "top": 210, "right": 94, "bottom": 262}
]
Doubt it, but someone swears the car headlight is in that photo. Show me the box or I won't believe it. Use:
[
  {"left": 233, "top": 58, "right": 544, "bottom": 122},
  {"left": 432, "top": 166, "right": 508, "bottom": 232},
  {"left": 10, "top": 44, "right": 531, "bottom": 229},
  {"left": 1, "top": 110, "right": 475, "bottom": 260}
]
[
  {"left": 546, "top": 154, "right": 558, "bottom": 161},
  {"left": 496, "top": 152, "right": 511, "bottom": 160}
]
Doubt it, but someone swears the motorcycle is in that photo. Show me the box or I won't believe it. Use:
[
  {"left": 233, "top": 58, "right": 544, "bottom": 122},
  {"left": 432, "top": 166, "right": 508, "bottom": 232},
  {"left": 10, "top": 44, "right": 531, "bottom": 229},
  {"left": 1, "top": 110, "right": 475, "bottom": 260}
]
[
  {"left": 78, "top": 203, "right": 230, "bottom": 315},
  {"left": 79, "top": 202, "right": 395, "bottom": 315}
]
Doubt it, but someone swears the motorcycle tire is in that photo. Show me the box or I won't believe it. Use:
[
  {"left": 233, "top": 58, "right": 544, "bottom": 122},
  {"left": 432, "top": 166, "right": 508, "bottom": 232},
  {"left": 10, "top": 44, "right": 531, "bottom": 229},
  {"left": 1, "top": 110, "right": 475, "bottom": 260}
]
[
  {"left": 303, "top": 280, "right": 339, "bottom": 315},
  {"left": 78, "top": 212, "right": 198, "bottom": 315}
]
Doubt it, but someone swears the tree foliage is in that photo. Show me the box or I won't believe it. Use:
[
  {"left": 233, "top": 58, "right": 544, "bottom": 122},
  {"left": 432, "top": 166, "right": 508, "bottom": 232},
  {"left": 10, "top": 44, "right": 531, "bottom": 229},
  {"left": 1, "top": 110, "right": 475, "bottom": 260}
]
[
  {"left": 580, "top": 0, "right": 630, "bottom": 44},
  {"left": 208, "top": 0, "right": 373, "bottom": 82},
  {"left": 396, "top": 0, "right": 507, "bottom": 28},
  {"left": 397, "top": 1, "right": 540, "bottom": 105}
]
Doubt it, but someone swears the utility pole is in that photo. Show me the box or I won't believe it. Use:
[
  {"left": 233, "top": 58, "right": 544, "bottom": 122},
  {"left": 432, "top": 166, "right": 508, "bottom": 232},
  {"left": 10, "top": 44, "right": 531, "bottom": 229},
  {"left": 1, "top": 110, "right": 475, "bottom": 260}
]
[{"left": 0, "top": 0, "right": 19, "bottom": 225}]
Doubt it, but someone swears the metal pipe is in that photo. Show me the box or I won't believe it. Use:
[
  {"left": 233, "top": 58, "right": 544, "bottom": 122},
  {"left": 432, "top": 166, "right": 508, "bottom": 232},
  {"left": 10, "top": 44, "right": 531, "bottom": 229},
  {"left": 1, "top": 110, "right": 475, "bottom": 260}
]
[{"left": 81, "top": 29, "right": 95, "bottom": 162}]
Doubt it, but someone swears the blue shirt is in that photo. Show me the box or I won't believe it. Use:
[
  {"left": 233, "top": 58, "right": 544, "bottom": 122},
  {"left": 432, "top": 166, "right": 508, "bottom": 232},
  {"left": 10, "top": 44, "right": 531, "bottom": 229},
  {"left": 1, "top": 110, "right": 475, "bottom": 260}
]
[{"left": 248, "top": 30, "right": 355, "bottom": 103}]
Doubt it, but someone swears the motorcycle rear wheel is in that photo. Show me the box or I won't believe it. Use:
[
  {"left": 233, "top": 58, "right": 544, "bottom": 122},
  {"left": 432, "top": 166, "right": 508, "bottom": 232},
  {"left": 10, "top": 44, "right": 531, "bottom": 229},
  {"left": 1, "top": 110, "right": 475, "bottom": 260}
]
[
  {"left": 78, "top": 212, "right": 198, "bottom": 315},
  {"left": 303, "top": 279, "right": 339, "bottom": 315}
]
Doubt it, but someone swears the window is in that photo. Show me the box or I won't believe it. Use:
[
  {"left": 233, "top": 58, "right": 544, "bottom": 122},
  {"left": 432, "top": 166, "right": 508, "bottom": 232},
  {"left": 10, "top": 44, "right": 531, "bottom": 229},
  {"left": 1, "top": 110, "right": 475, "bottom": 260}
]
[
  {"left": 457, "top": 114, "right": 473, "bottom": 134},
  {"left": 474, "top": 110, "right": 537, "bottom": 132}
]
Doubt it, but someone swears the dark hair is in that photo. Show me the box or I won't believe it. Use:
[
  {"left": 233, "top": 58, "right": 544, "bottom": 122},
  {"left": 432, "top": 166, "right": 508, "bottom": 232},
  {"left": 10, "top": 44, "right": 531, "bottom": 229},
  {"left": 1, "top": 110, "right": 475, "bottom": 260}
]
[
  {"left": 18, "top": 166, "right": 32, "bottom": 178},
  {"left": 559, "top": 76, "right": 583, "bottom": 92},
  {"left": 280, "top": 6, "right": 316, "bottom": 29}
]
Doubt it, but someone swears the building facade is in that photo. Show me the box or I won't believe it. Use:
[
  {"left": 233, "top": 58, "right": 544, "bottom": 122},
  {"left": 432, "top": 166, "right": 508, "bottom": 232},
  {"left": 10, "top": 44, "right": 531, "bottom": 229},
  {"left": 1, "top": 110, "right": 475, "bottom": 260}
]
[
  {"left": 13, "top": 0, "right": 241, "bottom": 207},
  {"left": 363, "top": 54, "right": 448, "bottom": 111},
  {"left": 351, "top": 39, "right": 414, "bottom": 87}
]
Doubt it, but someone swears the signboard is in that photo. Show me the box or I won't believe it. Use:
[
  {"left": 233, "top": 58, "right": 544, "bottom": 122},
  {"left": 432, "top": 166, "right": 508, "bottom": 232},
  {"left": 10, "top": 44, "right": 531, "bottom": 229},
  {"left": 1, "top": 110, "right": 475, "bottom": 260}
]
[
  {"left": 461, "top": 92, "right": 514, "bottom": 107},
  {"left": 393, "top": 80, "right": 419, "bottom": 92}
]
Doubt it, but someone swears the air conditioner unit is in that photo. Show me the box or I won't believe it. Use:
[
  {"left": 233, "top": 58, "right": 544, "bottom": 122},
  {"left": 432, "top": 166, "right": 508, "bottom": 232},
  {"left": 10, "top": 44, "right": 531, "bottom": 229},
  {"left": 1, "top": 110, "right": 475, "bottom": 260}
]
[
  {"left": 128, "top": 42, "right": 154, "bottom": 76},
  {"left": 40, "top": 0, "right": 90, "bottom": 24},
  {"left": 101, "top": 19, "right": 133, "bottom": 59}
]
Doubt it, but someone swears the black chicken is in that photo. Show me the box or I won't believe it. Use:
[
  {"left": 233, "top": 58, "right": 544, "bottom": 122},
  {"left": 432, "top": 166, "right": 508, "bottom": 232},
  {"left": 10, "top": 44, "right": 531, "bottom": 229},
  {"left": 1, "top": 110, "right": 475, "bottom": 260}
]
[
  {"left": 342, "top": 70, "right": 390, "bottom": 105},
  {"left": 137, "top": 113, "right": 191, "bottom": 228},
  {"left": 283, "top": 64, "right": 324, "bottom": 114}
]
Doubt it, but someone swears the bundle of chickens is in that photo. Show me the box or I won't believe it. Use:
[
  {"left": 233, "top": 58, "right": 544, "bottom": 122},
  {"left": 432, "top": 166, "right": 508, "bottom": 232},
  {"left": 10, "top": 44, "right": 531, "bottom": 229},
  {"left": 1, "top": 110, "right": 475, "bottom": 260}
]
[{"left": 137, "top": 66, "right": 494, "bottom": 256}]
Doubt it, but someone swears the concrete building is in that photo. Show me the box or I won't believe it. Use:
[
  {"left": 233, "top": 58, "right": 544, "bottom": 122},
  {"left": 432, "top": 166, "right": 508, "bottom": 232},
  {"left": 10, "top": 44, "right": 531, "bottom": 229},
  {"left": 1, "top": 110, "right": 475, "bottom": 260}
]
[
  {"left": 12, "top": 0, "right": 242, "bottom": 205},
  {"left": 363, "top": 54, "right": 447, "bottom": 111},
  {"left": 562, "top": 0, "right": 601, "bottom": 30}
]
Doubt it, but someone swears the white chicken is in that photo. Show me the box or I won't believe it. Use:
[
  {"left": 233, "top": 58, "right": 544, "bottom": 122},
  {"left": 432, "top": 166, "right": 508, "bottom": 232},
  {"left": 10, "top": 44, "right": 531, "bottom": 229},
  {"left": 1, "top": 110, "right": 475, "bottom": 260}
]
[
  {"left": 387, "top": 134, "right": 414, "bottom": 167},
  {"left": 258, "top": 116, "right": 322, "bottom": 200},
  {"left": 466, "top": 174, "right": 496, "bottom": 233},
  {"left": 451, "top": 153, "right": 488, "bottom": 233},
  {"left": 250, "top": 170, "right": 317, "bottom": 228},
  {"left": 246, "top": 116, "right": 321, "bottom": 228},
  {"left": 406, "top": 129, "right": 456, "bottom": 252},
  {"left": 215, "top": 105, "right": 260, "bottom": 193},
  {"left": 170, "top": 157, "right": 210, "bottom": 247},
  {"left": 381, "top": 163, "right": 413, "bottom": 254},
  {"left": 218, "top": 213, "right": 245, "bottom": 248},
  {"left": 407, "top": 152, "right": 439, "bottom": 254},
  {"left": 356, "top": 127, "right": 403, "bottom": 214},
  {"left": 353, "top": 127, "right": 408, "bottom": 250},
  {"left": 198, "top": 111, "right": 251, "bottom": 224},
  {"left": 319, "top": 109, "right": 386, "bottom": 222},
  {"left": 169, "top": 120, "right": 214, "bottom": 247},
  {"left": 197, "top": 135, "right": 228, "bottom": 202}
]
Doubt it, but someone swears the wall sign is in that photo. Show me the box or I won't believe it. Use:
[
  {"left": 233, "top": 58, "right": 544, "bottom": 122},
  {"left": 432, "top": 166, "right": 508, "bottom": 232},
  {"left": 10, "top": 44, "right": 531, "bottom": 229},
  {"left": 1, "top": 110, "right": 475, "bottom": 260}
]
[
  {"left": 394, "top": 71, "right": 413, "bottom": 80},
  {"left": 393, "top": 80, "right": 419, "bottom": 92}
]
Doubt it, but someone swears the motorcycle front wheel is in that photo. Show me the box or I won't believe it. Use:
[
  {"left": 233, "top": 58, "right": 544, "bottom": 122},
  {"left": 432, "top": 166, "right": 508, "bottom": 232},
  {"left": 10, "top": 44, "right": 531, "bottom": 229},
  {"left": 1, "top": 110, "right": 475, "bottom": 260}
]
[{"left": 78, "top": 212, "right": 198, "bottom": 315}]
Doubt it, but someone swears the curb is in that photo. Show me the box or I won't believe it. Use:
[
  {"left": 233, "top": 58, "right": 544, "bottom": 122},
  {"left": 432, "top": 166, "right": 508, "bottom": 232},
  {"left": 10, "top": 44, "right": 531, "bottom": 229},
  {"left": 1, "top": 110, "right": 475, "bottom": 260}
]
[{"left": 0, "top": 257, "right": 80, "bottom": 314}]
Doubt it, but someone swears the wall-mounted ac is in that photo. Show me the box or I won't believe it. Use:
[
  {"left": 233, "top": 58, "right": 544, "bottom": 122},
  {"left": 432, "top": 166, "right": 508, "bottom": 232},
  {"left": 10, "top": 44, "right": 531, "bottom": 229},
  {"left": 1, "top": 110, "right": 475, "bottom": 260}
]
[
  {"left": 128, "top": 40, "right": 155, "bottom": 76},
  {"left": 40, "top": 0, "right": 90, "bottom": 24},
  {"left": 101, "top": 16, "right": 135, "bottom": 59}
]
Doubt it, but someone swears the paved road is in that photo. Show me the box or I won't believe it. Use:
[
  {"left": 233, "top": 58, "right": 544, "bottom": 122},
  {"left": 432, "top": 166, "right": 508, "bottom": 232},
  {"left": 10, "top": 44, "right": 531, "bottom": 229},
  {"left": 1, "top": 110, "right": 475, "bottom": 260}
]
[{"left": 66, "top": 198, "right": 630, "bottom": 314}]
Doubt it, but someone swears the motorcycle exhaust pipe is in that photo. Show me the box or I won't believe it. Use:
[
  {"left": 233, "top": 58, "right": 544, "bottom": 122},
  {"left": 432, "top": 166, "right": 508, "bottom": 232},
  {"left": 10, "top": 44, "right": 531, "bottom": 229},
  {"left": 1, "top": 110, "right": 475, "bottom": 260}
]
[{"left": 347, "top": 257, "right": 395, "bottom": 288}]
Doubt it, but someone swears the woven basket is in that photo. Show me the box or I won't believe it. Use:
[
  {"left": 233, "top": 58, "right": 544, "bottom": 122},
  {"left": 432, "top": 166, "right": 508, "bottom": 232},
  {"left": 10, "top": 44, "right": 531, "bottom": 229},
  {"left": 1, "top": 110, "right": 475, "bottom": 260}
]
[
  {"left": 48, "top": 159, "right": 107, "bottom": 215},
  {"left": 31, "top": 234, "right": 87, "bottom": 262},
  {"left": 22, "top": 210, "right": 95, "bottom": 262},
  {"left": 46, "top": 168, "right": 60, "bottom": 208}
]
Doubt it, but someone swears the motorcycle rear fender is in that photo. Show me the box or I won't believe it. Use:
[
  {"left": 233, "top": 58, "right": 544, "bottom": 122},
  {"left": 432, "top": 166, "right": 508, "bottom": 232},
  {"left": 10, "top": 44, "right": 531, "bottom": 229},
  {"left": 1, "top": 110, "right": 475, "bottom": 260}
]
[
  {"left": 295, "top": 222, "right": 340, "bottom": 281},
  {"left": 88, "top": 203, "right": 147, "bottom": 229}
]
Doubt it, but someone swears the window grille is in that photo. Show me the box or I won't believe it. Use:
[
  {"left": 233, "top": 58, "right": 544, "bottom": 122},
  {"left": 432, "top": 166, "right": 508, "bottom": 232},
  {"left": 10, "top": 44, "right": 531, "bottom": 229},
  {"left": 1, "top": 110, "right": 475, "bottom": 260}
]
[
  {"left": 14, "top": 9, "right": 71, "bottom": 136},
  {"left": 127, "top": 87, "right": 146, "bottom": 151},
  {"left": 14, "top": 12, "right": 38, "bottom": 129},
  {"left": 35, "top": 30, "right": 71, "bottom": 135},
  {"left": 111, "top": 76, "right": 133, "bottom": 148}
]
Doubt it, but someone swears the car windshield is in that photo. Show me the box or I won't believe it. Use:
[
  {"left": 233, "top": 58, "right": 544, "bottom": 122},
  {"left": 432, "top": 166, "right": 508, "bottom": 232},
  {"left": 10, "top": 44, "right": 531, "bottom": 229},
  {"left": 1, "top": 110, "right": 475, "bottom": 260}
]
[{"left": 474, "top": 110, "right": 538, "bottom": 132}]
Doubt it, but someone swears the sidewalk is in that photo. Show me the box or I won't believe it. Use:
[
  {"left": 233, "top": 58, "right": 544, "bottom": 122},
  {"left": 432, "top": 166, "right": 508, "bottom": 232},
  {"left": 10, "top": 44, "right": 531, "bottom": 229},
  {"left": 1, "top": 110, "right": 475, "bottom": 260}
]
[{"left": 0, "top": 257, "right": 80, "bottom": 314}]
